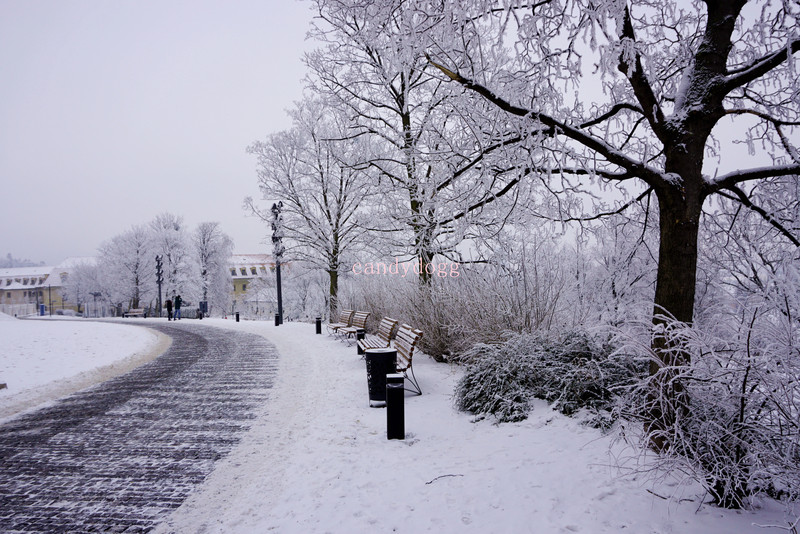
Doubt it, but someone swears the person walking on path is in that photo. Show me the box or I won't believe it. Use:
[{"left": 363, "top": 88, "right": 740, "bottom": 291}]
[
  {"left": 174, "top": 295, "right": 182, "bottom": 320},
  {"left": 165, "top": 298, "right": 173, "bottom": 321}
]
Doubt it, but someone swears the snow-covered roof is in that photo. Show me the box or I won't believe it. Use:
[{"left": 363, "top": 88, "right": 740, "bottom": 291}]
[
  {"left": 0, "top": 258, "right": 95, "bottom": 288},
  {"left": 231, "top": 254, "right": 273, "bottom": 266},
  {"left": 55, "top": 257, "right": 96, "bottom": 268},
  {"left": 2, "top": 281, "right": 34, "bottom": 291},
  {"left": 230, "top": 254, "right": 275, "bottom": 279},
  {"left": 0, "top": 266, "right": 53, "bottom": 279}
]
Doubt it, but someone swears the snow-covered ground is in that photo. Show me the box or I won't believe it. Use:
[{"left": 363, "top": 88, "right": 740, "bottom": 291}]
[
  {"left": 0, "top": 313, "right": 169, "bottom": 421},
  {"left": 0, "top": 313, "right": 795, "bottom": 533}
]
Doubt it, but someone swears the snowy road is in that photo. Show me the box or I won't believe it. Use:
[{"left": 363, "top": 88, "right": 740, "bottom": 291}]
[{"left": 0, "top": 322, "right": 279, "bottom": 533}]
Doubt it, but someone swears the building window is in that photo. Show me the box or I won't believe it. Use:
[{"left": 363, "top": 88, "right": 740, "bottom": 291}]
[
  {"left": 242, "top": 283, "right": 247, "bottom": 291},
  {"left": 240, "top": 268, "right": 247, "bottom": 276},
  {"left": 230, "top": 269, "right": 236, "bottom": 276},
  {"left": 250, "top": 267, "right": 257, "bottom": 275}
]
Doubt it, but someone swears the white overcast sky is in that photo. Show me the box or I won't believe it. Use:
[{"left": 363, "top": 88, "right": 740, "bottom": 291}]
[
  {"left": 1, "top": 0, "right": 315, "bottom": 264},
  {"left": 1, "top": 1, "right": 777, "bottom": 266}
]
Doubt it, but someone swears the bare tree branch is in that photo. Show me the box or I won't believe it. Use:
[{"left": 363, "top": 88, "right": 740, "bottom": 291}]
[
  {"left": 436, "top": 134, "right": 522, "bottom": 192},
  {"left": 712, "top": 164, "right": 800, "bottom": 190},
  {"left": 723, "top": 37, "right": 800, "bottom": 92},
  {"left": 617, "top": 6, "right": 666, "bottom": 141},
  {"left": 425, "top": 54, "right": 667, "bottom": 188},
  {"left": 717, "top": 187, "right": 800, "bottom": 247},
  {"left": 580, "top": 103, "right": 645, "bottom": 129}
]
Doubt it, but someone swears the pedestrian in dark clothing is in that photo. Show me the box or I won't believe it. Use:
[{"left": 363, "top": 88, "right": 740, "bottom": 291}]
[
  {"left": 165, "top": 298, "right": 173, "bottom": 321},
  {"left": 174, "top": 295, "right": 182, "bottom": 320}
]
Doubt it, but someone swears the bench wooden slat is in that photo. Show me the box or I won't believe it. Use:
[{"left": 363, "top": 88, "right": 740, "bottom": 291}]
[
  {"left": 357, "top": 317, "right": 399, "bottom": 352},
  {"left": 326, "top": 309, "right": 355, "bottom": 334},
  {"left": 339, "top": 311, "right": 370, "bottom": 333},
  {"left": 339, "top": 311, "right": 371, "bottom": 341},
  {"left": 391, "top": 324, "right": 423, "bottom": 394}
]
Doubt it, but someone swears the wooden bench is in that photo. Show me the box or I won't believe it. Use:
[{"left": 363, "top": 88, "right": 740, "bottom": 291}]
[
  {"left": 123, "top": 308, "right": 145, "bottom": 318},
  {"left": 326, "top": 309, "right": 355, "bottom": 335},
  {"left": 338, "top": 311, "right": 371, "bottom": 343},
  {"left": 358, "top": 317, "right": 399, "bottom": 352},
  {"left": 392, "top": 324, "right": 424, "bottom": 395}
]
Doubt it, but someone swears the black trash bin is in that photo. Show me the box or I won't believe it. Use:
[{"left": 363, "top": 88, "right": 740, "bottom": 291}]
[{"left": 364, "top": 348, "right": 397, "bottom": 406}]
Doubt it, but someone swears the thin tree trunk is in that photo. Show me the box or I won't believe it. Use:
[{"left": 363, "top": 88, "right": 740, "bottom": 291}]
[{"left": 328, "top": 269, "right": 338, "bottom": 320}]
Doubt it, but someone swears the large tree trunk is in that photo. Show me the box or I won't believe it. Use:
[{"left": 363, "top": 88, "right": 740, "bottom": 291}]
[{"left": 647, "top": 180, "right": 705, "bottom": 450}]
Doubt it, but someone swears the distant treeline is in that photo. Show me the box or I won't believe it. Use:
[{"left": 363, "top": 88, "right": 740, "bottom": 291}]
[{"left": 0, "top": 253, "right": 46, "bottom": 269}]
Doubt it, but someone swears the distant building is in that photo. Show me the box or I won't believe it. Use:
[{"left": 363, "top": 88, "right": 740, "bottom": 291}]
[
  {"left": 229, "top": 254, "right": 277, "bottom": 318},
  {"left": 0, "top": 258, "right": 91, "bottom": 316}
]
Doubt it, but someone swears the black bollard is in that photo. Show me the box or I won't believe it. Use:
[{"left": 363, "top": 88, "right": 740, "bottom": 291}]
[
  {"left": 235, "top": 312, "right": 240, "bottom": 323},
  {"left": 275, "top": 313, "right": 280, "bottom": 326},
  {"left": 315, "top": 317, "right": 322, "bottom": 334},
  {"left": 386, "top": 373, "right": 405, "bottom": 440}
]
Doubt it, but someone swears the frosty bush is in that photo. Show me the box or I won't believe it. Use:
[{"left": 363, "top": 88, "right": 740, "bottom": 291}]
[
  {"left": 618, "top": 305, "right": 800, "bottom": 509},
  {"left": 454, "top": 337, "right": 541, "bottom": 422},
  {"left": 455, "top": 330, "right": 643, "bottom": 424}
]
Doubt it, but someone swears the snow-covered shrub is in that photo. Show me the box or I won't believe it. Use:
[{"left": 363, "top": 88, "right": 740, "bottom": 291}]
[
  {"left": 454, "top": 337, "right": 542, "bottom": 422},
  {"left": 603, "top": 179, "right": 800, "bottom": 509},
  {"left": 455, "top": 330, "right": 642, "bottom": 423},
  {"left": 338, "top": 256, "right": 570, "bottom": 363},
  {"left": 617, "top": 303, "right": 800, "bottom": 509},
  {"left": 409, "top": 249, "right": 571, "bottom": 361}
]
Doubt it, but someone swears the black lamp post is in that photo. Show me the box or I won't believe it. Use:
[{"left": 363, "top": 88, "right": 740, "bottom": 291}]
[
  {"left": 271, "top": 201, "right": 284, "bottom": 325},
  {"left": 155, "top": 255, "right": 163, "bottom": 318}
]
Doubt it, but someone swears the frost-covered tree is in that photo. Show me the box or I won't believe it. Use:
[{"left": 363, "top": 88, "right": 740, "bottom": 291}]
[
  {"left": 97, "top": 225, "right": 155, "bottom": 310},
  {"left": 150, "top": 213, "right": 200, "bottom": 304},
  {"left": 193, "top": 221, "right": 234, "bottom": 316},
  {"left": 307, "top": 0, "right": 527, "bottom": 283},
  {"left": 425, "top": 0, "right": 800, "bottom": 449},
  {"left": 60, "top": 259, "right": 99, "bottom": 315},
  {"left": 246, "top": 99, "right": 372, "bottom": 318}
]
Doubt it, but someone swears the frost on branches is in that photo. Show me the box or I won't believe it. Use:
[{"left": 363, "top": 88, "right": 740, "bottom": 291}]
[
  {"left": 272, "top": 0, "right": 799, "bottom": 509},
  {"left": 420, "top": 0, "right": 799, "bottom": 500}
]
